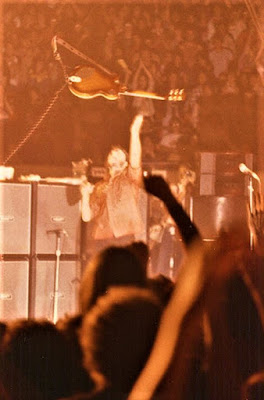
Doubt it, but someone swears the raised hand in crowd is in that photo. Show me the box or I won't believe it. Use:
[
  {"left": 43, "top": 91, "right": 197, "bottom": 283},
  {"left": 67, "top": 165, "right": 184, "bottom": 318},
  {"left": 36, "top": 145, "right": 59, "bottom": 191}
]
[
  {"left": 128, "top": 236, "right": 205, "bottom": 400},
  {"left": 143, "top": 173, "right": 173, "bottom": 201},
  {"left": 129, "top": 219, "right": 264, "bottom": 400},
  {"left": 143, "top": 174, "right": 200, "bottom": 246}
]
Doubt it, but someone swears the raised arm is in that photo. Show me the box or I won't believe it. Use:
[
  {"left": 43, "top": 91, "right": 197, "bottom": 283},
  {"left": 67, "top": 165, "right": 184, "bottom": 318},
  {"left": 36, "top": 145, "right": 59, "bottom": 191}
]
[
  {"left": 132, "top": 60, "right": 143, "bottom": 89},
  {"left": 127, "top": 175, "right": 204, "bottom": 400},
  {"left": 140, "top": 60, "right": 155, "bottom": 90},
  {"left": 143, "top": 174, "right": 201, "bottom": 246},
  {"left": 129, "top": 114, "right": 144, "bottom": 170},
  {"left": 80, "top": 181, "right": 94, "bottom": 222},
  {"left": 128, "top": 237, "right": 205, "bottom": 400}
]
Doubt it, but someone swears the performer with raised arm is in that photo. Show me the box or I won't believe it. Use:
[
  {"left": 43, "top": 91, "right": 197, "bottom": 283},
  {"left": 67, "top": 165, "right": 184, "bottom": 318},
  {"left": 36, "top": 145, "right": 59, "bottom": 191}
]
[{"left": 80, "top": 114, "right": 146, "bottom": 259}]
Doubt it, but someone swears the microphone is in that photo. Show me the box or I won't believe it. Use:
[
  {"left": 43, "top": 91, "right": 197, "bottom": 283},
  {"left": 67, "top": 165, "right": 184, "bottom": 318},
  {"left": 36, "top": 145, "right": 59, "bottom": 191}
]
[{"left": 239, "top": 163, "right": 260, "bottom": 181}]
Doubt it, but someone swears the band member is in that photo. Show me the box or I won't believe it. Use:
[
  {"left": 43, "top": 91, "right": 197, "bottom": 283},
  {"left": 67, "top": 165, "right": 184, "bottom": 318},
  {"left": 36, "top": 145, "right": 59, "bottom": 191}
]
[{"left": 80, "top": 114, "right": 146, "bottom": 258}]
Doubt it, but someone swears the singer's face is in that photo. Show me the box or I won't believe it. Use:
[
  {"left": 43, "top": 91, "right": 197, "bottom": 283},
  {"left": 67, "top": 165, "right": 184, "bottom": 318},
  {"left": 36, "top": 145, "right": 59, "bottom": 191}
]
[{"left": 107, "top": 149, "right": 127, "bottom": 178}]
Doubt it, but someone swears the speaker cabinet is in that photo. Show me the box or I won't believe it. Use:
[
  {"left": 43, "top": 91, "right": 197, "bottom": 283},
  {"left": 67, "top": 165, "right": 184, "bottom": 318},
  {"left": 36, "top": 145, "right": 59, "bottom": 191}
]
[
  {"left": 0, "top": 260, "right": 29, "bottom": 321},
  {"left": 199, "top": 152, "right": 253, "bottom": 196},
  {"left": 0, "top": 183, "right": 31, "bottom": 254},
  {"left": 33, "top": 259, "right": 81, "bottom": 321},
  {"left": 35, "top": 185, "right": 81, "bottom": 255},
  {"left": 192, "top": 195, "right": 248, "bottom": 239}
]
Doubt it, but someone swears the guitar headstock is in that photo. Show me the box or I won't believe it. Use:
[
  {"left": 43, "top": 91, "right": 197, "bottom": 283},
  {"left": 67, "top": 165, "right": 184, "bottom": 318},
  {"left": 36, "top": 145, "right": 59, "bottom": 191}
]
[{"left": 167, "top": 89, "right": 185, "bottom": 102}]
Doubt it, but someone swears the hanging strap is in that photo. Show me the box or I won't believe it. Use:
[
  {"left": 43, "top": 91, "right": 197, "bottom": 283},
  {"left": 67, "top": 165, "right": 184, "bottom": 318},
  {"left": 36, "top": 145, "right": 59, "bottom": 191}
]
[
  {"left": 52, "top": 35, "right": 115, "bottom": 77},
  {"left": 3, "top": 83, "right": 67, "bottom": 165}
]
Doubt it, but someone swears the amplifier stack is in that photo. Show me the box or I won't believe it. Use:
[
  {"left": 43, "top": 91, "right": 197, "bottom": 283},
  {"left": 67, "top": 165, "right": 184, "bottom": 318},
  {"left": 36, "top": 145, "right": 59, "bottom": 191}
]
[{"left": 0, "top": 182, "right": 81, "bottom": 322}]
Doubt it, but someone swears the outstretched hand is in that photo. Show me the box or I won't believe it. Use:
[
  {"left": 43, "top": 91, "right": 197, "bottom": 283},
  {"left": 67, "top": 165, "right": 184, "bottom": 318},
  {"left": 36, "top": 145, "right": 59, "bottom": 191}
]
[
  {"left": 80, "top": 180, "right": 94, "bottom": 196},
  {"left": 143, "top": 174, "right": 173, "bottom": 201}
]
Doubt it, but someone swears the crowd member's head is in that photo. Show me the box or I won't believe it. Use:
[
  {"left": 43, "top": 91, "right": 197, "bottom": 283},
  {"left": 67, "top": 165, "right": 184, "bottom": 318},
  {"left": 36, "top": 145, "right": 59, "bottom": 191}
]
[
  {"left": 0, "top": 322, "right": 7, "bottom": 347},
  {"left": 79, "top": 246, "right": 147, "bottom": 314},
  {"left": 0, "top": 319, "right": 73, "bottom": 400},
  {"left": 126, "top": 240, "right": 150, "bottom": 273},
  {"left": 56, "top": 314, "right": 94, "bottom": 395},
  {"left": 79, "top": 287, "right": 162, "bottom": 396},
  {"left": 148, "top": 273, "right": 175, "bottom": 306}
]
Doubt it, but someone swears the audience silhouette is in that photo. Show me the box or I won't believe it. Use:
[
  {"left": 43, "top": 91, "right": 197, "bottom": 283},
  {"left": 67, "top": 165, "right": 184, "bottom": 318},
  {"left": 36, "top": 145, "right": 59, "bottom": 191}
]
[{"left": 0, "top": 174, "right": 263, "bottom": 400}]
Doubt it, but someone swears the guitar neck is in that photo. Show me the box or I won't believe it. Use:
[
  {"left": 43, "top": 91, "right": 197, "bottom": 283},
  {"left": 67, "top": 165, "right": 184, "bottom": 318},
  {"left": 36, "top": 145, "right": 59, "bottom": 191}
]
[
  {"left": 120, "top": 89, "right": 185, "bottom": 102},
  {"left": 120, "top": 90, "right": 166, "bottom": 101}
]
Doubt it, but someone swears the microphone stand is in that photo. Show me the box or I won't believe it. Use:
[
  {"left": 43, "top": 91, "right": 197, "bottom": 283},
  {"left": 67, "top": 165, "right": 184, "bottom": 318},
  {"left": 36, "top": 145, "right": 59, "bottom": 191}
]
[
  {"left": 239, "top": 164, "right": 262, "bottom": 251},
  {"left": 248, "top": 176, "right": 254, "bottom": 251},
  {"left": 256, "top": 176, "right": 262, "bottom": 195},
  {"left": 48, "top": 229, "right": 67, "bottom": 324},
  {"left": 248, "top": 174, "right": 262, "bottom": 251}
]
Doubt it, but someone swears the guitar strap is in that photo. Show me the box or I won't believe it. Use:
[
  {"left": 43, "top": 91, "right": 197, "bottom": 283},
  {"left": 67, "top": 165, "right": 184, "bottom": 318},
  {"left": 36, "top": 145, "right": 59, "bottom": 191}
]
[
  {"left": 52, "top": 36, "right": 116, "bottom": 78},
  {"left": 3, "top": 83, "right": 67, "bottom": 165},
  {"left": 3, "top": 39, "right": 76, "bottom": 164},
  {"left": 4, "top": 36, "right": 112, "bottom": 164}
]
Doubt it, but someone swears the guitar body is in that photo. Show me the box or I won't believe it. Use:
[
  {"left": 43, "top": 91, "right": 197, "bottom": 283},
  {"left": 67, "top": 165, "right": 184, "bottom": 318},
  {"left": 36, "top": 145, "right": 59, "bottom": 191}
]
[
  {"left": 68, "top": 65, "right": 122, "bottom": 100},
  {"left": 68, "top": 65, "right": 185, "bottom": 102},
  {"left": 55, "top": 37, "right": 184, "bottom": 102}
]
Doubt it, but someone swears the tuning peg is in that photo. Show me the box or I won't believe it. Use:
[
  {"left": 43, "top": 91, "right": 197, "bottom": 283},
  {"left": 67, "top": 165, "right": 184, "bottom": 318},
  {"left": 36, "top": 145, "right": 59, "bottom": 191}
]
[{"left": 168, "top": 88, "right": 185, "bottom": 102}]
